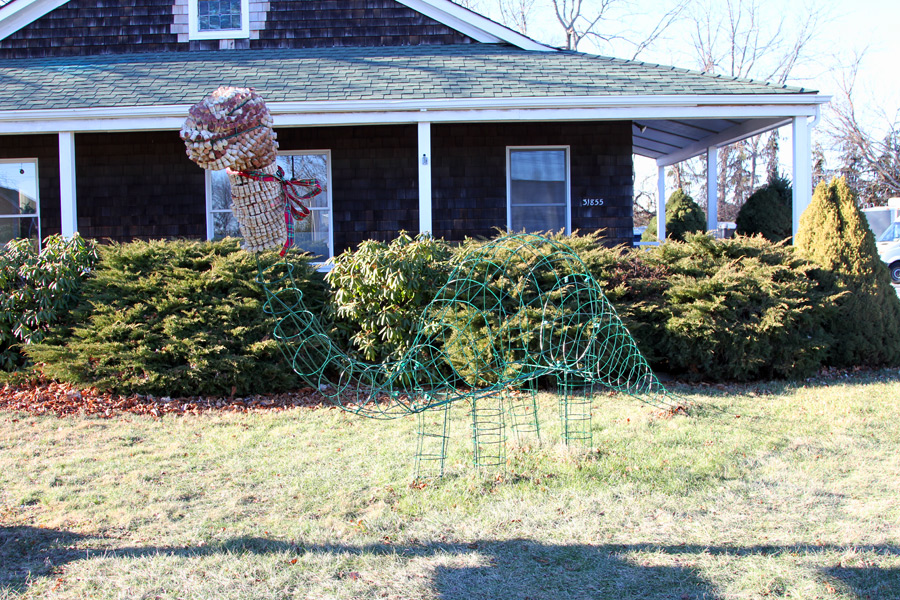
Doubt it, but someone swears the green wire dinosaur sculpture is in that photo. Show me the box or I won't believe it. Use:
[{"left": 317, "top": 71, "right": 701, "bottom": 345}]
[
  {"left": 180, "top": 87, "right": 676, "bottom": 477},
  {"left": 259, "top": 233, "right": 676, "bottom": 477}
]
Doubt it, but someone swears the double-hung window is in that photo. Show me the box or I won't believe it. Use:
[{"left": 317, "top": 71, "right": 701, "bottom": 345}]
[
  {"left": 0, "top": 159, "right": 40, "bottom": 249},
  {"left": 507, "top": 147, "right": 571, "bottom": 234},
  {"left": 189, "top": 0, "right": 250, "bottom": 40},
  {"left": 206, "top": 150, "right": 333, "bottom": 260}
]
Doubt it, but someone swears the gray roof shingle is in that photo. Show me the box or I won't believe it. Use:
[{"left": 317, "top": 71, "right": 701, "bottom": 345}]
[{"left": 0, "top": 44, "right": 816, "bottom": 112}]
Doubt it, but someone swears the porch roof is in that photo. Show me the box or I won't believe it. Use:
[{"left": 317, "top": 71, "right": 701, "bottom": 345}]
[{"left": 0, "top": 44, "right": 828, "bottom": 165}]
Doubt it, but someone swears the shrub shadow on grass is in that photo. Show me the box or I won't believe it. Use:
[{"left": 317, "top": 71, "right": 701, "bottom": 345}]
[
  {"left": 821, "top": 566, "right": 900, "bottom": 599},
  {"left": 671, "top": 368, "right": 900, "bottom": 398},
  {"left": 5, "top": 528, "right": 900, "bottom": 599},
  {"left": 0, "top": 526, "right": 90, "bottom": 593}
]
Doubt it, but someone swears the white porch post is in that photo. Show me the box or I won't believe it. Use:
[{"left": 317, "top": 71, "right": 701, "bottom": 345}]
[
  {"left": 792, "top": 116, "right": 812, "bottom": 241},
  {"left": 417, "top": 121, "right": 432, "bottom": 235},
  {"left": 656, "top": 165, "right": 666, "bottom": 241},
  {"left": 58, "top": 131, "right": 78, "bottom": 238},
  {"left": 706, "top": 146, "right": 718, "bottom": 235}
]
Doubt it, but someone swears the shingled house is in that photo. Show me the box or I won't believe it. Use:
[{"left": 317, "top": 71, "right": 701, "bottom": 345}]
[{"left": 0, "top": 0, "right": 828, "bottom": 258}]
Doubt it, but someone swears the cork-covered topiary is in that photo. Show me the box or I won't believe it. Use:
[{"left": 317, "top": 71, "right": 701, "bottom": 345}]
[
  {"left": 642, "top": 189, "right": 707, "bottom": 242},
  {"left": 735, "top": 176, "right": 793, "bottom": 242},
  {"left": 795, "top": 177, "right": 900, "bottom": 367}
]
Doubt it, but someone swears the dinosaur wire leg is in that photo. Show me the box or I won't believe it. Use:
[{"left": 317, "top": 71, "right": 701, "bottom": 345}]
[
  {"left": 470, "top": 395, "right": 506, "bottom": 470},
  {"left": 414, "top": 402, "right": 451, "bottom": 480},
  {"left": 557, "top": 374, "right": 593, "bottom": 450},
  {"left": 504, "top": 382, "right": 540, "bottom": 447}
]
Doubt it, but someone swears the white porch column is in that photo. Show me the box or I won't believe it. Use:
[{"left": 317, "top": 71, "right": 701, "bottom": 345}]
[
  {"left": 792, "top": 116, "right": 812, "bottom": 241},
  {"left": 417, "top": 121, "right": 432, "bottom": 235},
  {"left": 58, "top": 131, "right": 78, "bottom": 238},
  {"left": 706, "top": 146, "right": 718, "bottom": 235},
  {"left": 656, "top": 165, "right": 666, "bottom": 241}
]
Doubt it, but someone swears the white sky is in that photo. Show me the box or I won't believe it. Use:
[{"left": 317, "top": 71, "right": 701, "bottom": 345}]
[
  {"left": 587, "top": 0, "right": 899, "bottom": 204},
  {"left": 475, "top": 0, "right": 899, "bottom": 199}
]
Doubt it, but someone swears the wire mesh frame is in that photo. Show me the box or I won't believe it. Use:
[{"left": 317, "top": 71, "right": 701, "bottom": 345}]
[
  {"left": 556, "top": 374, "right": 594, "bottom": 450},
  {"left": 469, "top": 394, "right": 507, "bottom": 470},
  {"left": 504, "top": 383, "right": 541, "bottom": 447},
  {"left": 414, "top": 401, "right": 451, "bottom": 480},
  {"left": 258, "top": 233, "right": 678, "bottom": 474}
]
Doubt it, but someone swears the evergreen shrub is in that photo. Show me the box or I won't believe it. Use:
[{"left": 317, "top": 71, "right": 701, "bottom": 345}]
[
  {"left": 22, "top": 226, "right": 864, "bottom": 392},
  {"left": 735, "top": 176, "right": 793, "bottom": 241},
  {"left": 326, "top": 232, "right": 452, "bottom": 362},
  {"left": 0, "top": 234, "right": 98, "bottom": 370},
  {"left": 642, "top": 189, "right": 707, "bottom": 242},
  {"left": 433, "top": 232, "right": 834, "bottom": 382},
  {"left": 27, "top": 239, "right": 326, "bottom": 396},
  {"left": 795, "top": 177, "right": 900, "bottom": 367},
  {"left": 322, "top": 230, "right": 841, "bottom": 383},
  {"left": 636, "top": 234, "right": 836, "bottom": 381}
]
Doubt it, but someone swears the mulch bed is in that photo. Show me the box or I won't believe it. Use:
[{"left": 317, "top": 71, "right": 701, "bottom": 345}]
[{"left": 0, "top": 381, "right": 330, "bottom": 419}]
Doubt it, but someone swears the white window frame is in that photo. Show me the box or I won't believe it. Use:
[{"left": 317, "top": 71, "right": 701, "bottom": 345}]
[
  {"left": 204, "top": 149, "right": 334, "bottom": 261},
  {"left": 277, "top": 149, "right": 334, "bottom": 262},
  {"left": 0, "top": 157, "right": 41, "bottom": 247},
  {"left": 188, "top": 0, "right": 250, "bottom": 40},
  {"left": 506, "top": 146, "right": 571, "bottom": 234}
]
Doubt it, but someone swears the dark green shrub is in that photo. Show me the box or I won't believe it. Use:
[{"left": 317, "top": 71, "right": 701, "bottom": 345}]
[
  {"left": 434, "top": 233, "right": 603, "bottom": 386},
  {"left": 326, "top": 232, "right": 453, "bottom": 362},
  {"left": 327, "top": 230, "right": 838, "bottom": 383},
  {"left": 635, "top": 234, "right": 836, "bottom": 381},
  {"left": 735, "top": 176, "right": 793, "bottom": 241},
  {"left": 795, "top": 177, "right": 900, "bottom": 367},
  {"left": 27, "top": 239, "right": 326, "bottom": 396},
  {"left": 642, "top": 189, "right": 706, "bottom": 242},
  {"left": 0, "top": 234, "right": 98, "bottom": 371},
  {"left": 445, "top": 231, "right": 834, "bottom": 382}
]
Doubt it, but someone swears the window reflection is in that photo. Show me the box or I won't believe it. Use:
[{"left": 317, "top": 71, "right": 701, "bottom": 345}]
[{"left": 0, "top": 160, "right": 40, "bottom": 247}]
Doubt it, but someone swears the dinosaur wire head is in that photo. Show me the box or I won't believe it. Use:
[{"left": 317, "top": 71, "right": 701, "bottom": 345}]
[{"left": 180, "top": 86, "right": 279, "bottom": 172}]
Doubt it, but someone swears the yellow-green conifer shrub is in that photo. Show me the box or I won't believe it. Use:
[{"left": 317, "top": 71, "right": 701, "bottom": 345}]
[{"left": 796, "top": 177, "right": 900, "bottom": 367}]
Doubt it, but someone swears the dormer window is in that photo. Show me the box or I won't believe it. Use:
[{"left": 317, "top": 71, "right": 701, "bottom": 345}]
[{"left": 188, "top": 0, "right": 250, "bottom": 40}]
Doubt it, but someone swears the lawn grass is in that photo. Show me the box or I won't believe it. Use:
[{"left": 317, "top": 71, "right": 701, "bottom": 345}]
[{"left": 2, "top": 372, "right": 899, "bottom": 599}]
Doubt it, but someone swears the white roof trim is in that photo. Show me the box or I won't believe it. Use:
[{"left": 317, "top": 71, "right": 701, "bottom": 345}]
[
  {"left": 0, "top": 0, "right": 553, "bottom": 50},
  {"left": 0, "top": 94, "right": 830, "bottom": 134},
  {"left": 0, "top": 0, "right": 67, "bottom": 40},
  {"left": 392, "top": 0, "right": 551, "bottom": 51}
]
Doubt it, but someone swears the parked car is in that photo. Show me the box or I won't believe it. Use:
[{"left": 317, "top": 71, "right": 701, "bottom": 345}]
[{"left": 876, "top": 221, "right": 900, "bottom": 284}]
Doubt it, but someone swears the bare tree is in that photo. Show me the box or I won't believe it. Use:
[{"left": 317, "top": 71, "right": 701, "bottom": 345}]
[
  {"left": 622, "top": 1, "right": 690, "bottom": 60},
  {"left": 547, "top": 0, "right": 615, "bottom": 50},
  {"left": 497, "top": 0, "right": 537, "bottom": 35},
  {"left": 451, "top": 0, "right": 483, "bottom": 11},
  {"left": 828, "top": 54, "right": 900, "bottom": 203},
  {"left": 545, "top": 0, "right": 689, "bottom": 55},
  {"left": 681, "top": 0, "right": 822, "bottom": 218}
]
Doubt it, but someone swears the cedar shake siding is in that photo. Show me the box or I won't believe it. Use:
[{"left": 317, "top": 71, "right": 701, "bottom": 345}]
[
  {"left": 0, "top": 134, "right": 62, "bottom": 238},
  {"left": 1, "top": 123, "right": 632, "bottom": 248},
  {"left": 0, "top": 0, "right": 182, "bottom": 58},
  {"left": 74, "top": 131, "right": 205, "bottom": 242},
  {"left": 431, "top": 121, "right": 635, "bottom": 247},
  {"left": 277, "top": 124, "right": 419, "bottom": 255},
  {"left": 254, "top": 0, "right": 473, "bottom": 49},
  {"left": 0, "top": 0, "right": 475, "bottom": 59}
]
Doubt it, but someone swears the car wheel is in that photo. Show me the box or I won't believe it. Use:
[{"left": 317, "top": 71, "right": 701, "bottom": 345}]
[{"left": 891, "top": 262, "right": 900, "bottom": 284}]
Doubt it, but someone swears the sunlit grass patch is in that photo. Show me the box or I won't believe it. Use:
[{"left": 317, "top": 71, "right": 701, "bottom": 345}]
[{"left": 2, "top": 371, "right": 899, "bottom": 599}]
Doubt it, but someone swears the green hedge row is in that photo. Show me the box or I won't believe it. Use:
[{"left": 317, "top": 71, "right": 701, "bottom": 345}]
[
  {"left": 326, "top": 231, "right": 842, "bottom": 383},
  {"left": 17, "top": 187, "right": 900, "bottom": 394},
  {"left": 26, "top": 239, "right": 325, "bottom": 397}
]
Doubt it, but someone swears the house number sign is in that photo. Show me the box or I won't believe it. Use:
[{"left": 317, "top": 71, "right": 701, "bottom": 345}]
[{"left": 581, "top": 198, "right": 605, "bottom": 207}]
